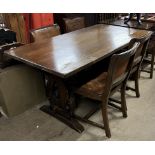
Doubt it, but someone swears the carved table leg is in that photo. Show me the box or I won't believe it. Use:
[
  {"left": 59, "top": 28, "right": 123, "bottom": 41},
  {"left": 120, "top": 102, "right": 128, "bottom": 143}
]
[{"left": 40, "top": 74, "right": 84, "bottom": 133}]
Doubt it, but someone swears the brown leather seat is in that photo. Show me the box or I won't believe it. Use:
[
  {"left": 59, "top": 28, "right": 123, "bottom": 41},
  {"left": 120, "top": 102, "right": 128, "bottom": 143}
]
[
  {"left": 30, "top": 24, "right": 60, "bottom": 42},
  {"left": 77, "top": 72, "right": 107, "bottom": 101},
  {"left": 63, "top": 17, "right": 85, "bottom": 33},
  {"left": 75, "top": 40, "right": 140, "bottom": 138}
]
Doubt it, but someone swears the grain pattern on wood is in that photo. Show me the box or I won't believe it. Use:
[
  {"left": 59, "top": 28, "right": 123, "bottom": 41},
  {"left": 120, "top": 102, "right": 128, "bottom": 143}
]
[{"left": 5, "top": 24, "right": 152, "bottom": 78}]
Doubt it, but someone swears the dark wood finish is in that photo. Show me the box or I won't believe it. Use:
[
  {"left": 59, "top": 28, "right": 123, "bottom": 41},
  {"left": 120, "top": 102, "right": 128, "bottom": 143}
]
[
  {"left": 54, "top": 14, "right": 126, "bottom": 34},
  {"left": 54, "top": 13, "right": 98, "bottom": 33},
  {"left": 103, "top": 19, "right": 155, "bottom": 79},
  {"left": 127, "top": 35, "right": 152, "bottom": 97},
  {"left": 5, "top": 24, "right": 152, "bottom": 78},
  {"left": 63, "top": 17, "right": 85, "bottom": 33},
  {"left": 40, "top": 72, "right": 84, "bottom": 133},
  {"left": 141, "top": 33, "right": 155, "bottom": 78},
  {"left": 30, "top": 25, "right": 60, "bottom": 43},
  {"left": 75, "top": 41, "right": 140, "bottom": 138},
  {"left": 4, "top": 24, "right": 152, "bottom": 134}
]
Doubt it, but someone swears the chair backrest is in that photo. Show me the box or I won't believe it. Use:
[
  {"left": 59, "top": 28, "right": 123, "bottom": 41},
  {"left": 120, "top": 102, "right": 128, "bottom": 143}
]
[
  {"left": 30, "top": 24, "right": 60, "bottom": 43},
  {"left": 128, "top": 35, "right": 151, "bottom": 67},
  {"left": 63, "top": 17, "right": 85, "bottom": 33},
  {"left": 102, "top": 40, "right": 140, "bottom": 99}
]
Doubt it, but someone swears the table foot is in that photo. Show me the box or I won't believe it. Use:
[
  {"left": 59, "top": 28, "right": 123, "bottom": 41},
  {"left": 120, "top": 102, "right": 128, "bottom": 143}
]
[{"left": 40, "top": 105, "right": 84, "bottom": 133}]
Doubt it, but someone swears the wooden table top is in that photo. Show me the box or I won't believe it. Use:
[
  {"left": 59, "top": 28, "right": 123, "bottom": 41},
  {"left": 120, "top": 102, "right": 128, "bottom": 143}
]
[
  {"left": 5, "top": 24, "right": 152, "bottom": 78},
  {"left": 103, "top": 19, "right": 155, "bottom": 31}
]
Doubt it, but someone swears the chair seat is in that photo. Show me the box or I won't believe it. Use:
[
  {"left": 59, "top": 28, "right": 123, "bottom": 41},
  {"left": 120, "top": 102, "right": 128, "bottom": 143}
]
[{"left": 76, "top": 72, "right": 107, "bottom": 100}]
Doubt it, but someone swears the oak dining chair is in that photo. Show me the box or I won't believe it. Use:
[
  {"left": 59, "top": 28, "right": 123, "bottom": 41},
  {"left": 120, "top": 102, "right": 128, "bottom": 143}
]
[
  {"left": 74, "top": 40, "right": 140, "bottom": 138},
  {"left": 30, "top": 24, "right": 60, "bottom": 43},
  {"left": 63, "top": 17, "right": 85, "bottom": 33},
  {"left": 141, "top": 33, "right": 155, "bottom": 79},
  {"left": 126, "top": 35, "right": 151, "bottom": 97}
]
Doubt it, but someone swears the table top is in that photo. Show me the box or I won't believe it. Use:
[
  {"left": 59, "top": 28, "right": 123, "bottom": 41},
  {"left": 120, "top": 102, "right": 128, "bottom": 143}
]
[
  {"left": 5, "top": 24, "right": 152, "bottom": 78},
  {"left": 103, "top": 19, "right": 155, "bottom": 31}
]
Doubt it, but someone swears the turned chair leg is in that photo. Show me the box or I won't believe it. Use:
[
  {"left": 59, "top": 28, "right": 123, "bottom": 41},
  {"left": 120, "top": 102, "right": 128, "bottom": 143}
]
[
  {"left": 101, "top": 100, "right": 111, "bottom": 138},
  {"left": 135, "top": 78, "right": 140, "bottom": 97},
  {"left": 121, "top": 84, "right": 127, "bottom": 117}
]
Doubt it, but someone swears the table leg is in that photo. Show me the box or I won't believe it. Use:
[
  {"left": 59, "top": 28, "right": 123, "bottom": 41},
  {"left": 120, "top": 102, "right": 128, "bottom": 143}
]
[{"left": 40, "top": 74, "right": 84, "bottom": 133}]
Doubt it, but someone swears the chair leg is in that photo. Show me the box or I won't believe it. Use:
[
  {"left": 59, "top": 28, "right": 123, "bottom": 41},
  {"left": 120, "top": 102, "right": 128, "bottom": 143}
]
[
  {"left": 101, "top": 100, "right": 111, "bottom": 138},
  {"left": 121, "top": 84, "right": 127, "bottom": 118},
  {"left": 150, "top": 52, "right": 154, "bottom": 79},
  {"left": 135, "top": 71, "right": 140, "bottom": 97}
]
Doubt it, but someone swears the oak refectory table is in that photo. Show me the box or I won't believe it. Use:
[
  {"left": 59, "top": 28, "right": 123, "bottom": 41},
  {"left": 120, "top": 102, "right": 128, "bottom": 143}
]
[{"left": 5, "top": 24, "right": 152, "bottom": 132}]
